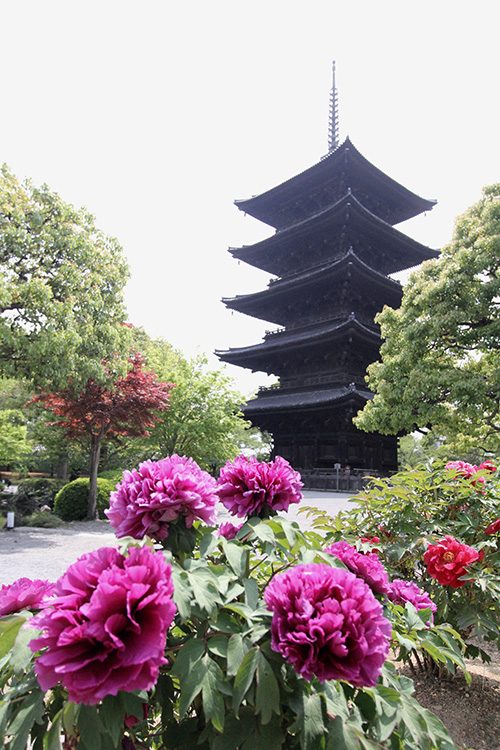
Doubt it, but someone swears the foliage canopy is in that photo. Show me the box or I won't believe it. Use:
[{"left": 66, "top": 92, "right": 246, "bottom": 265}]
[
  {"left": 0, "top": 165, "right": 131, "bottom": 389},
  {"left": 355, "top": 184, "right": 500, "bottom": 453}
]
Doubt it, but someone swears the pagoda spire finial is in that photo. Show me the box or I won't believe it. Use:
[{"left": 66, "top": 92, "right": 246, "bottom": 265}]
[{"left": 328, "top": 60, "right": 340, "bottom": 153}]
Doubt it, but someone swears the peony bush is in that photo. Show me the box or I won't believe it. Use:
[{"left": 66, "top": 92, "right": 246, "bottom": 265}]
[
  {"left": 0, "top": 455, "right": 480, "bottom": 749},
  {"left": 309, "top": 460, "right": 500, "bottom": 668}
]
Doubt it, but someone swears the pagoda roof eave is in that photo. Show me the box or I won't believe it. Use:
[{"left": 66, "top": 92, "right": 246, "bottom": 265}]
[
  {"left": 234, "top": 137, "right": 436, "bottom": 228},
  {"left": 222, "top": 248, "right": 402, "bottom": 322},
  {"left": 230, "top": 191, "right": 439, "bottom": 276},
  {"left": 216, "top": 314, "right": 380, "bottom": 370},
  {"left": 243, "top": 385, "right": 372, "bottom": 414}
]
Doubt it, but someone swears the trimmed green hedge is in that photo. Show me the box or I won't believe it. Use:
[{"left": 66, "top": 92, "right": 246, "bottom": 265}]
[{"left": 54, "top": 478, "right": 115, "bottom": 521}]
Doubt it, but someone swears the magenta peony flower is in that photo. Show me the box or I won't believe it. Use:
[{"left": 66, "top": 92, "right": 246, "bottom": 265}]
[
  {"left": 0, "top": 578, "right": 54, "bottom": 616},
  {"left": 424, "top": 535, "right": 480, "bottom": 588},
  {"left": 30, "top": 546, "right": 176, "bottom": 705},
  {"left": 106, "top": 455, "right": 218, "bottom": 541},
  {"left": 264, "top": 563, "right": 391, "bottom": 687},
  {"left": 216, "top": 455, "right": 303, "bottom": 518},
  {"left": 324, "top": 541, "right": 390, "bottom": 595},
  {"left": 218, "top": 521, "right": 244, "bottom": 540},
  {"left": 388, "top": 579, "right": 436, "bottom": 625}
]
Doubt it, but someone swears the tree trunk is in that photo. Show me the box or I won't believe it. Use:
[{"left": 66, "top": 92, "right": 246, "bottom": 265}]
[{"left": 87, "top": 432, "right": 103, "bottom": 520}]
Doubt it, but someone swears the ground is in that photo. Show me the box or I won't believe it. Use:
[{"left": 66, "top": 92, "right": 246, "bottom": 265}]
[{"left": 395, "top": 647, "right": 500, "bottom": 750}]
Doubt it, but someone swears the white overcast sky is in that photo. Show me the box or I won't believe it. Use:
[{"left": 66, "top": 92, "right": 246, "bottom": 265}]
[{"left": 1, "top": 1, "right": 499, "bottom": 396}]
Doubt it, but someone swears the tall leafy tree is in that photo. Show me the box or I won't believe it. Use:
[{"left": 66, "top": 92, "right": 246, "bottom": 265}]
[
  {"left": 355, "top": 184, "right": 500, "bottom": 454},
  {"left": 31, "top": 354, "right": 174, "bottom": 519},
  {"left": 134, "top": 332, "right": 257, "bottom": 471},
  {"left": 0, "top": 165, "right": 131, "bottom": 389}
]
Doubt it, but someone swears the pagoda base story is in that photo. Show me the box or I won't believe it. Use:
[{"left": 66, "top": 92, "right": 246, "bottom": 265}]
[{"left": 243, "top": 390, "right": 398, "bottom": 485}]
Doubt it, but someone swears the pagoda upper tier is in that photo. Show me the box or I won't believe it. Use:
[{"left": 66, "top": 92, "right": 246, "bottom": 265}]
[
  {"left": 235, "top": 137, "right": 436, "bottom": 230},
  {"left": 222, "top": 248, "right": 402, "bottom": 327},
  {"left": 217, "top": 313, "right": 381, "bottom": 380},
  {"left": 230, "top": 192, "right": 439, "bottom": 278}
]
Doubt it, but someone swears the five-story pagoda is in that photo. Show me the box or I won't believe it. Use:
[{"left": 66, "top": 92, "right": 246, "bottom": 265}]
[{"left": 217, "top": 75, "right": 438, "bottom": 488}]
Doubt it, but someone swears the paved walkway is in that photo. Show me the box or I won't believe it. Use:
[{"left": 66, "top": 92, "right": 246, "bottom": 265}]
[{"left": 0, "top": 491, "right": 356, "bottom": 585}]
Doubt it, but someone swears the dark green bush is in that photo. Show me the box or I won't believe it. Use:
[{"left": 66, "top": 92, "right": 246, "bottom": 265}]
[
  {"left": 54, "top": 478, "right": 115, "bottom": 521},
  {"left": 15, "top": 477, "right": 65, "bottom": 516}
]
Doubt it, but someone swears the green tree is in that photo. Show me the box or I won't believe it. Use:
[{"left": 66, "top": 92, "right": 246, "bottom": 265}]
[
  {"left": 355, "top": 184, "right": 500, "bottom": 455},
  {"left": 137, "top": 333, "right": 255, "bottom": 471},
  {"left": 0, "top": 165, "right": 131, "bottom": 389},
  {"left": 0, "top": 409, "right": 30, "bottom": 469}
]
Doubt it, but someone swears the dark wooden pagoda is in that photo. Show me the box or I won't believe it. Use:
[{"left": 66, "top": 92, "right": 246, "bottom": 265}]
[{"left": 217, "top": 137, "right": 438, "bottom": 489}]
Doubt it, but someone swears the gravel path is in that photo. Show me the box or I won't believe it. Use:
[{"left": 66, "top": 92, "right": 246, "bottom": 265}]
[{"left": 0, "top": 492, "right": 355, "bottom": 585}]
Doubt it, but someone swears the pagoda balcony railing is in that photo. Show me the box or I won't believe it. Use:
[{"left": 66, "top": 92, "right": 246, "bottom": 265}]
[{"left": 257, "top": 374, "right": 366, "bottom": 395}]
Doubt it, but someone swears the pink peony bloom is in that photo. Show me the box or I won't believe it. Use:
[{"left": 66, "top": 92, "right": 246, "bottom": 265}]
[
  {"left": 445, "top": 460, "right": 477, "bottom": 479},
  {"left": 388, "top": 579, "right": 436, "bottom": 624},
  {"left": 264, "top": 563, "right": 391, "bottom": 687},
  {"left": 30, "top": 546, "right": 176, "bottom": 705},
  {"left": 216, "top": 455, "right": 303, "bottom": 518},
  {"left": 424, "top": 535, "right": 480, "bottom": 588},
  {"left": 485, "top": 518, "right": 500, "bottom": 535},
  {"left": 106, "top": 455, "right": 218, "bottom": 541},
  {"left": 218, "top": 521, "right": 243, "bottom": 540},
  {"left": 0, "top": 578, "right": 54, "bottom": 616},
  {"left": 324, "top": 540, "right": 390, "bottom": 595}
]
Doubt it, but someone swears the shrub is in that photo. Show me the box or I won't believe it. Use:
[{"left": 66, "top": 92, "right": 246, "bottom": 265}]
[
  {"left": 15, "top": 477, "right": 65, "bottom": 516},
  {"left": 307, "top": 460, "right": 500, "bottom": 664},
  {"left": 16, "top": 512, "right": 64, "bottom": 528},
  {"left": 53, "top": 477, "right": 114, "bottom": 521}
]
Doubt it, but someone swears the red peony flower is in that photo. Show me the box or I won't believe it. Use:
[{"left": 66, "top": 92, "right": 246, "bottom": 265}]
[
  {"left": 264, "top": 563, "right": 391, "bottom": 687},
  {"left": 423, "top": 535, "right": 481, "bottom": 588},
  {"left": 485, "top": 518, "right": 500, "bottom": 535},
  {"left": 0, "top": 578, "right": 54, "bottom": 616},
  {"left": 216, "top": 455, "right": 303, "bottom": 518},
  {"left": 106, "top": 455, "right": 218, "bottom": 541},
  {"left": 30, "top": 546, "right": 176, "bottom": 705},
  {"left": 478, "top": 460, "right": 497, "bottom": 473},
  {"left": 360, "top": 536, "right": 381, "bottom": 554},
  {"left": 324, "top": 540, "right": 390, "bottom": 595}
]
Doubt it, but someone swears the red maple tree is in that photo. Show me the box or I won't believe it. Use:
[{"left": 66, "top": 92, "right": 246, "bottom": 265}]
[{"left": 32, "top": 353, "right": 174, "bottom": 519}]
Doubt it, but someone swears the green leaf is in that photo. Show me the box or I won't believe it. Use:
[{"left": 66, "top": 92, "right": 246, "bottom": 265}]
[
  {"left": 244, "top": 578, "right": 260, "bottom": 610},
  {"left": 249, "top": 520, "right": 276, "bottom": 544},
  {"left": 301, "top": 693, "right": 327, "bottom": 750},
  {"left": 326, "top": 717, "right": 360, "bottom": 750},
  {"left": 6, "top": 689, "right": 44, "bottom": 750},
  {"left": 207, "top": 635, "right": 228, "bottom": 658},
  {"left": 227, "top": 634, "right": 250, "bottom": 677},
  {"left": 76, "top": 705, "right": 103, "bottom": 750},
  {"left": 10, "top": 625, "right": 39, "bottom": 674},
  {"left": 222, "top": 539, "right": 248, "bottom": 578},
  {"left": 170, "top": 637, "right": 205, "bottom": 677},
  {"left": 0, "top": 614, "right": 27, "bottom": 659},
  {"left": 212, "top": 707, "right": 255, "bottom": 750},
  {"left": 187, "top": 567, "right": 221, "bottom": 614},
  {"left": 44, "top": 709, "right": 63, "bottom": 750},
  {"left": 170, "top": 567, "right": 192, "bottom": 620},
  {"left": 100, "top": 694, "right": 127, "bottom": 746},
  {"left": 201, "top": 655, "right": 226, "bottom": 732},
  {"left": 177, "top": 657, "right": 207, "bottom": 718},
  {"left": 232, "top": 647, "right": 259, "bottom": 717},
  {"left": 256, "top": 652, "right": 280, "bottom": 724}
]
